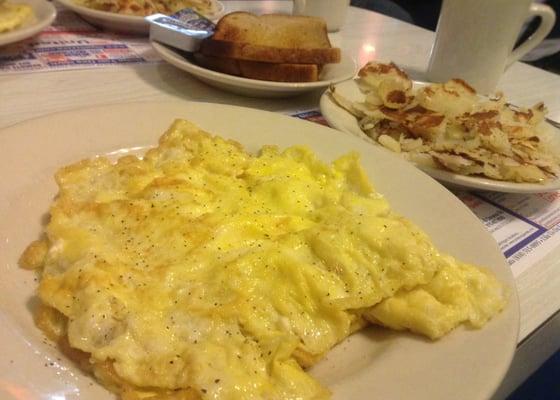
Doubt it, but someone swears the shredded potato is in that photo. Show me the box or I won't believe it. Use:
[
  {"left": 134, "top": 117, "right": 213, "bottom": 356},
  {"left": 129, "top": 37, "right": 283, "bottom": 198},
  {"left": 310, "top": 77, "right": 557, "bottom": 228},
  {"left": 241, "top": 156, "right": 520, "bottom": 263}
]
[{"left": 329, "top": 61, "right": 560, "bottom": 183}]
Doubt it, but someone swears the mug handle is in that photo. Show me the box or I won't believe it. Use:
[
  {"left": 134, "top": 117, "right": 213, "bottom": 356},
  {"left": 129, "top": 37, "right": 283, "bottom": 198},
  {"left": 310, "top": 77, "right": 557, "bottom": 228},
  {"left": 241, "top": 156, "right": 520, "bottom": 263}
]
[
  {"left": 506, "top": 3, "right": 556, "bottom": 67},
  {"left": 293, "top": 0, "right": 306, "bottom": 15}
]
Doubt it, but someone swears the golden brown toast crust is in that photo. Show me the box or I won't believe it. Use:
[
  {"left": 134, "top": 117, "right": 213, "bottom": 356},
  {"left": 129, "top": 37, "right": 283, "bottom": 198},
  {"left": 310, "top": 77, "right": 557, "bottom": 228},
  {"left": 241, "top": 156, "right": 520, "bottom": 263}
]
[
  {"left": 194, "top": 53, "right": 242, "bottom": 75},
  {"left": 194, "top": 53, "right": 320, "bottom": 82},
  {"left": 238, "top": 60, "right": 319, "bottom": 82},
  {"left": 200, "top": 39, "right": 340, "bottom": 64},
  {"left": 211, "top": 12, "right": 332, "bottom": 47},
  {"left": 201, "top": 12, "right": 340, "bottom": 64}
]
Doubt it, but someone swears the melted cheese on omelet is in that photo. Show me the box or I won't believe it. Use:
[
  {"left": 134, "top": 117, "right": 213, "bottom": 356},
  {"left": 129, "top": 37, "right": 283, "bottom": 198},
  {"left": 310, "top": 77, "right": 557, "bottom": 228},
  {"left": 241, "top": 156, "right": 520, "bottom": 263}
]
[
  {"left": 29, "top": 119, "right": 507, "bottom": 400},
  {"left": 0, "top": 1, "right": 32, "bottom": 33}
]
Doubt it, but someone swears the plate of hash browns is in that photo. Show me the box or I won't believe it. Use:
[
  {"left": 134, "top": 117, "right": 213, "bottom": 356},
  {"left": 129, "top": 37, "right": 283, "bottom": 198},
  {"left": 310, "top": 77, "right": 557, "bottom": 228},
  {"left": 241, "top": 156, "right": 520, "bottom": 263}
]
[
  {"left": 321, "top": 61, "right": 560, "bottom": 193},
  {"left": 0, "top": 101, "right": 518, "bottom": 400},
  {"left": 56, "top": 0, "right": 224, "bottom": 34}
]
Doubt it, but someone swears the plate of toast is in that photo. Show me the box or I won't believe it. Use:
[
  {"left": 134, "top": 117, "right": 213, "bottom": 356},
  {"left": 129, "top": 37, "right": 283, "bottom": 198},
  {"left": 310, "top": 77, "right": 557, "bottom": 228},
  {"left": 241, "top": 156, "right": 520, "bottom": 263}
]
[{"left": 151, "top": 12, "right": 357, "bottom": 97}]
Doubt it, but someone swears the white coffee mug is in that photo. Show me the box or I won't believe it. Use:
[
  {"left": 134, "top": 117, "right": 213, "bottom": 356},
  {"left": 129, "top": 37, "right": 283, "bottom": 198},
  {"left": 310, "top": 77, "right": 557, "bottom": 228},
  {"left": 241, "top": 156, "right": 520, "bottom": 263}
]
[
  {"left": 427, "top": 0, "right": 556, "bottom": 94},
  {"left": 292, "top": 0, "right": 350, "bottom": 32}
]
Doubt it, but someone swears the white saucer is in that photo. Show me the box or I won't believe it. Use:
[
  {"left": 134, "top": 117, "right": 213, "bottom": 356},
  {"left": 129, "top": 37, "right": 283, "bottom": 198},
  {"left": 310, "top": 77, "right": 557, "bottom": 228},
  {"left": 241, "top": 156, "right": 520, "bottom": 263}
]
[
  {"left": 151, "top": 41, "right": 357, "bottom": 98},
  {"left": 0, "top": 0, "right": 56, "bottom": 47},
  {"left": 56, "top": 0, "right": 224, "bottom": 35},
  {"left": 320, "top": 79, "right": 560, "bottom": 193}
]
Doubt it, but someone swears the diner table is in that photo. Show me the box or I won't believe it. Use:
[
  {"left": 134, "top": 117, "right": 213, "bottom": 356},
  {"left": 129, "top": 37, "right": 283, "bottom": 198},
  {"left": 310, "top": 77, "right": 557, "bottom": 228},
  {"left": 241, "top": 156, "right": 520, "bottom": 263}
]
[{"left": 1, "top": 1, "right": 560, "bottom": 398}]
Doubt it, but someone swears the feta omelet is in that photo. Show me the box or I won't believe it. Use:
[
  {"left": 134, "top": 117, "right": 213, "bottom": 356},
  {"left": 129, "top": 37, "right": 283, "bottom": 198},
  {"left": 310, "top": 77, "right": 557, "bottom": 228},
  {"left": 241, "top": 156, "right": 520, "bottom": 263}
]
[
  {"left": 21, "top": 119, "right": 508, "bottom": 400},
  {"left": 0, "top": 0, "right": 33, "bottom": 33}
]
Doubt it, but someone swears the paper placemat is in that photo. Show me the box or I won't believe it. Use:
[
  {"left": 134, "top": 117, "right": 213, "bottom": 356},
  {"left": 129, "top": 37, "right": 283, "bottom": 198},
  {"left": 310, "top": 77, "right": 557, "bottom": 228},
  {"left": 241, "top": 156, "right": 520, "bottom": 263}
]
[{"left": 0, "top": 6, "right": 159, "bottom": 74}]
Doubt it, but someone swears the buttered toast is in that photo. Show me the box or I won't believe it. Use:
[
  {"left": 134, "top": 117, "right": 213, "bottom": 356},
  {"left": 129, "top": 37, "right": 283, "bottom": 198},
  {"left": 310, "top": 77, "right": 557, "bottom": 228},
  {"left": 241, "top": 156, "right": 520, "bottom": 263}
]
[
  {"left": 196, "top": 12, "right": 340, "bottom": 81},
  {"left": 200, "top": 13, "right": 340, "bottom": 64},
  {"left": 194, "top": 53, "right": 320, "bottom": 82}
]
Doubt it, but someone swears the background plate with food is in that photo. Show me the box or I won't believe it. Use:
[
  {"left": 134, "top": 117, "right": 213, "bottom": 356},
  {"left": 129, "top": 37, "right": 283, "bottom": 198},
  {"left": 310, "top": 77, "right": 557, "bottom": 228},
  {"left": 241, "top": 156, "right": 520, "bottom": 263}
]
[
  {"left": 0, "top": 101, "right": 518, "bottom": 400},
  {"left": 151, "top": 41, "right": 357, "bottom": 97},
  {"left": 56, "top": 0, "right": 224, "bottom": 34},
  {"left": 0, "top": 0, "right": 56, "bottom": 46},
  {"left": 320, "top": 62, "right": 560, "bottom": 193}
]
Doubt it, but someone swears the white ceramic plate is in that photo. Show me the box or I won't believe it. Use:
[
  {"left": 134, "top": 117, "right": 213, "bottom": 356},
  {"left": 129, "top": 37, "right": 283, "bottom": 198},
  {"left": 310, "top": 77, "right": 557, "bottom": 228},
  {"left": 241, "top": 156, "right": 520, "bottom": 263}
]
[
  {"left": 0, "top": 0, "right": 56, "bottom": 46},
  {"left": 320, "top": 79, "right": 560, "bottom": 193},
  {"left": 55, "top": 0, "right": 224, "bottom": 35},
  {"left": 151, "top": 40, "right": 357, "bottom": 98},
  {"left": 0, "top": 101, "right": 518, "bottom": 400}
]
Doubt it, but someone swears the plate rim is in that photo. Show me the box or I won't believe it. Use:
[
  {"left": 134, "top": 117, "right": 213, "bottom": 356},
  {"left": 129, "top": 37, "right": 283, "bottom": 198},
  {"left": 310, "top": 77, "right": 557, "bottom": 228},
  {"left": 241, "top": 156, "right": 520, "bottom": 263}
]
[
  {"left": 0, "top": 0, "right": 56, "bottom": 47},
  {"left": 55, "top": 0, "right": 225, "bottom": 31},
  {"left": 0, "top": 100, "right": 519, "bottom": 400},
  {"left": 150, "top": 40, "right": 358, "bottom": 92},
  {"left": 320, "top": 79, "right": 560, "bottom": 194}
]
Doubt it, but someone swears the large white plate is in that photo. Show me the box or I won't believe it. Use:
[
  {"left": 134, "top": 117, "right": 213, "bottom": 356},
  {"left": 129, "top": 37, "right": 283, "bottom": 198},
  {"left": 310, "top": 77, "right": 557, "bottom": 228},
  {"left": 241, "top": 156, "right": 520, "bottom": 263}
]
[
  {"left": 151, "top": 40, "right": 357, "bottom": 98},
  {"left": 0, "top": 0, "right": 56, "bottom": 46},
  {"left": 0, "top": 102, "right": 518, "bottom": 400},
  {"left": 320, "top": 79, "right": 560, "bottom": 193},
  {"left": 56, "top": 0, "right": 224, "bottom": 35}
]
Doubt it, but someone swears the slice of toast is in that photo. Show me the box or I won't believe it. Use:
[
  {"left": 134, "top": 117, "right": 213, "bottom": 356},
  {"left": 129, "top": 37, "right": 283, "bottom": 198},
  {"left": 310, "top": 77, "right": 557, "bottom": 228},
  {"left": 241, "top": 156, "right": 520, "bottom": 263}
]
[
  {"left": 200, "top": 12, "right": 340, "bottom": 64},
  {"left": 194, "top": 53, "right": 320, "bottom": 82}
]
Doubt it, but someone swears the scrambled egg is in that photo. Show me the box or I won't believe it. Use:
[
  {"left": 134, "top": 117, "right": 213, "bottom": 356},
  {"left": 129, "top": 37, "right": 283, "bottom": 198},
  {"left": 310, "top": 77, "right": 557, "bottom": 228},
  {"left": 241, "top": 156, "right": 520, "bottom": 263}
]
[
  {"left": 0, "top": 0, "right": 33, "bottom": 33},
  {"left": 21, "top": 120, "right": 507, "bottom": 400},
  {"left": 79, "top": 0, "right": 219, "bottom": 17}
]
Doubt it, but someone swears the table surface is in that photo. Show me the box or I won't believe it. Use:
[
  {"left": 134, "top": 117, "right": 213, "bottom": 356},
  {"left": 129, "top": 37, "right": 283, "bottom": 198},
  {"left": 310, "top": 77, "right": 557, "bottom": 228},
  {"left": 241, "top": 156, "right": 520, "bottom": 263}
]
[{"left": 2, "top": 1, "right": 560, "bottom": 398}]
